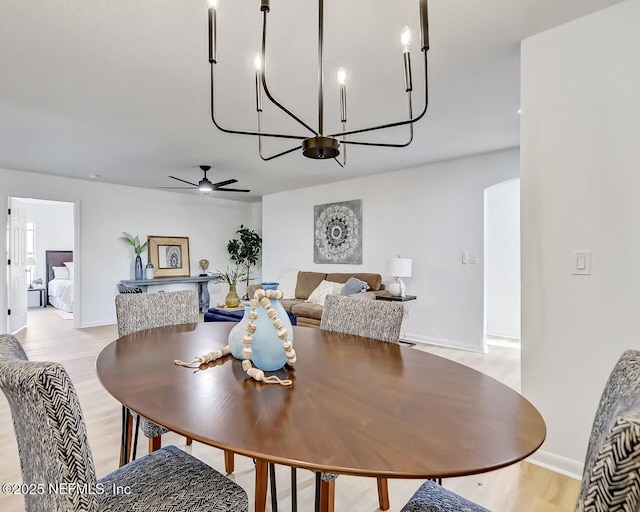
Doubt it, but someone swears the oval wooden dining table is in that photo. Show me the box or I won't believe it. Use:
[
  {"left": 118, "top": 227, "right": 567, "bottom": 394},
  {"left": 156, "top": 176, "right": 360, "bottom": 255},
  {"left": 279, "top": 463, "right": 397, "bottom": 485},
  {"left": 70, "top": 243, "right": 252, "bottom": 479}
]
[{"left": 96, "top": 322, "right": 545, "bottom": 512}]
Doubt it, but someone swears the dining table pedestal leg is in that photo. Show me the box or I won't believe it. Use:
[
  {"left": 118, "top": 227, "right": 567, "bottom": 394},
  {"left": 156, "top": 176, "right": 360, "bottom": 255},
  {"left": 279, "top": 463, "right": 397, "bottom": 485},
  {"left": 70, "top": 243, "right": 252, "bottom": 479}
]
[{"left": 255, "top": 458, "right": 268, "bottom": 512}]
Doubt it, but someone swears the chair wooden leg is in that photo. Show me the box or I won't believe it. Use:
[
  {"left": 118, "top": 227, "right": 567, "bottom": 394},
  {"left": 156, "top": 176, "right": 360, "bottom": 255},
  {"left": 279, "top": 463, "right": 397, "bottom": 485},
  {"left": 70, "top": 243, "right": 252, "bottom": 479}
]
[
  {"left": 377, "top": 477, "right": 390, "bottom": 510},
  {"left": 119, "top": 406, "right": 134, "bottom": 467},
  {"left": 319, "top": 479, "right": 335, "bottom": 512},
  {"left": 148, "top": 436, "right": 161, "bottom": 453},
  {"left": 119, "top": 411, "right": 134, "bottom": 467},
  {"left": 255, "top": 458, "right": 268, "bottom": 512},
  {"left": 224, "top": 450, "right": 235, "bottom": 474},
  {"left": 185, "top": 436, "right": 193, "bottom": 446}
]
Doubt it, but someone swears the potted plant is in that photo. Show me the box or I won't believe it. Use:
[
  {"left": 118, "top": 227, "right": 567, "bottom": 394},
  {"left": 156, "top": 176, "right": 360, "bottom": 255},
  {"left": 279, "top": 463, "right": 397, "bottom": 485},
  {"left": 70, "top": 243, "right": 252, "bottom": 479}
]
[
  {"left": 213, "top": 266, "right": 246, "bottom": 307},
  {"left": 227, "top": 225, "right": 262, "bottom": 299},
  {"left": 119, "top": 232, "right": 148, "bottom": 280}
]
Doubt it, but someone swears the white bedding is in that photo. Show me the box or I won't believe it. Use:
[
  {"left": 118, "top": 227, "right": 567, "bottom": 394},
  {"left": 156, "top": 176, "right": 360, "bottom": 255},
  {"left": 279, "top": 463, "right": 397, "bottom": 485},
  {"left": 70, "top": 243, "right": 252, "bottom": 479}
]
[{"left": 48, "top": 278, "right": 73, "bottom": 313}]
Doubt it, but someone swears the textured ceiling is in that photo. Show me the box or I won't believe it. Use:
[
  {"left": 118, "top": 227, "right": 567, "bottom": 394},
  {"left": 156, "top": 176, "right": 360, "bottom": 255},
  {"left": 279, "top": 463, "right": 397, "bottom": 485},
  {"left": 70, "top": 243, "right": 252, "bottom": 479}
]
[{"left": 0, "top": 0, "right": 624, "bottom": 202}]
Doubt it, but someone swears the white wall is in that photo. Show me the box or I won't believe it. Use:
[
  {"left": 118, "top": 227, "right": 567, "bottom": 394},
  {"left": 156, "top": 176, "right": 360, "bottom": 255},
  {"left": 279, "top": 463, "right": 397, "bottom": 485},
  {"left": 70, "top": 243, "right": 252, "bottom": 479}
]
[
  {"left": 485, "top": 179, "right": 520, "bottom": 340},
  {"left": 521, "top": 0, "right": 640, "bottom": 477},
  {"left": 0, "top": 168, "right": 258, "bottom": 328},
  {"left": 262, "top": 148, "right": 519, "bottom": 352}
]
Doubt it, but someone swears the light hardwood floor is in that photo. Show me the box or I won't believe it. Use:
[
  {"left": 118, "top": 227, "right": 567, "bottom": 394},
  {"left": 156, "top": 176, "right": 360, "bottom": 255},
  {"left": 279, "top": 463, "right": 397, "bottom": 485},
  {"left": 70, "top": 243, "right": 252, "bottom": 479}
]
[{"left": 0, "top": 308, "right": 580, "bottom": 511}]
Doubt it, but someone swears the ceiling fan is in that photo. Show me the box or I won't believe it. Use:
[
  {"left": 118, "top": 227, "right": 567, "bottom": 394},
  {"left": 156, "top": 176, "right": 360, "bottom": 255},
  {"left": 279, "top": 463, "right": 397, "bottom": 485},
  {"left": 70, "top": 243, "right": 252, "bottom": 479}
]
[{"left": 158, "top": 165, "right": 250, "bottom": 193}]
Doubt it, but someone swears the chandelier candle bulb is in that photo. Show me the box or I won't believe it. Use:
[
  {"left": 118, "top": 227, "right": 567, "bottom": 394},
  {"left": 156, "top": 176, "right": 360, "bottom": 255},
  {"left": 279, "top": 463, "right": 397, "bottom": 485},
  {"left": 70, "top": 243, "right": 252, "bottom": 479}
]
[
  {"left": 253, "top": 52, "right": 264, "bottom": 112},
  {"left": 402, "top": 26, "right": 413, "bottom": 92},
  {"left": 338, "top": 67, "right": 347, "bottom": 123}
]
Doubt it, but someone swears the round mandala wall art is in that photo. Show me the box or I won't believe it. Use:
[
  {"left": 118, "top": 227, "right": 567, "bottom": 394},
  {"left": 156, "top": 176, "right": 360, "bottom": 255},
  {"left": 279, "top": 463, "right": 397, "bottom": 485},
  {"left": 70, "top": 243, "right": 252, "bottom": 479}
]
[{"left": 314, "top": 199, "right": 362, "bottom": 264}]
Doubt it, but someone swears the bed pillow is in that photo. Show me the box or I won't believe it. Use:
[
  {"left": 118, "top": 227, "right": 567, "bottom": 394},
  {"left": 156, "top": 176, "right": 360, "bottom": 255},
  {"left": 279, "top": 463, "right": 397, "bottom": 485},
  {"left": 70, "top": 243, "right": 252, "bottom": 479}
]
[
  {"left": 277, "top": 269, "right": 299, "bottom": 299},
  {"left": 305, "top": 280, "right": 343, "bottom": 306},
  {"left": 64, "top": 262, "right": 74, "bottom": 277},
  {"left": 340, "top": 277, "right": 370, "bottom": 295},
  {"left": 52, "top": 266, "right": 70, "bottom": 279}
]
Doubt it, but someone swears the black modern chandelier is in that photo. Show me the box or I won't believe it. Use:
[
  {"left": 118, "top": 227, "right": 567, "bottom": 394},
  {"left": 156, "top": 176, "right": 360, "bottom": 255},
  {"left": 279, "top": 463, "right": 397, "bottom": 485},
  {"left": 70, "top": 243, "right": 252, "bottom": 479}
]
[{"left": 207, "top": 0, "right": 430, "bottom": 165}]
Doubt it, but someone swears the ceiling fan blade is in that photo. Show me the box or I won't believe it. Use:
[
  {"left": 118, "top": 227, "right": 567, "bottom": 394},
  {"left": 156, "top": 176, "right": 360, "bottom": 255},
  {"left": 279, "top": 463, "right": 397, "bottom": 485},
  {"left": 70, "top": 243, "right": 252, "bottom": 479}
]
[
  {"left": 215, "top": 187, "right": 251, "bottom": 192},
  {"left": 158, "top": 186, "right": 197, "bottom": 189},
  {"left": 168, "top": 176, "right": 198, "bottom": 187},
  {"left": 211, "top": 179, "right": 238, "bottom": 188}
]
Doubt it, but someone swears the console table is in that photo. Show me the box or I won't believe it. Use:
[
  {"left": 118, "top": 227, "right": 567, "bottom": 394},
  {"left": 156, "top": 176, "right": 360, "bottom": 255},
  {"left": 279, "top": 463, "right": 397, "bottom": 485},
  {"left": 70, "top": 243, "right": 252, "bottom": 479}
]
[{"left": 119, "top": 276, "right": 217, "bottom": 312}]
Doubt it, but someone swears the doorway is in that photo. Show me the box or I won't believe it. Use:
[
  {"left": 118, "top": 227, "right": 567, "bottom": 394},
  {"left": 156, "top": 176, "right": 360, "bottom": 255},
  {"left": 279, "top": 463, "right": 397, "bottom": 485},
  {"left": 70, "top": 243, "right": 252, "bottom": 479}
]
[
  {"left": 484, "top": 179, "right": 521, "bottom": 347},
  {"left": 7, "top": 197, "right": 75, "bottom": 333}
]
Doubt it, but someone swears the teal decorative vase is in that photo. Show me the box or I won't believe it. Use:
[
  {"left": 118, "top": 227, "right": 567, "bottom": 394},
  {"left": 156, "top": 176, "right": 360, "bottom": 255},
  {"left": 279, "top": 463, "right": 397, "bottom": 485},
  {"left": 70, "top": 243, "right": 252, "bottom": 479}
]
[
  {"left": 134, "top": 255, "right": 143, "bottom": 280},
  {"left": 228, "top": 302, "right": 251, "bottom": 359},
  {"left": 249, "top": 282, "right": 294, "bottom": 372}
]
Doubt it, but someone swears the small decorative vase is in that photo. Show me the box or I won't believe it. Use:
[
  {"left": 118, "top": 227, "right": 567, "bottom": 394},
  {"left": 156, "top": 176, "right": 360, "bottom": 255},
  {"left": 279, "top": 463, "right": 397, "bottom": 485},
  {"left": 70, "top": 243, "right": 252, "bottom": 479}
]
[
  {"left": 251, "top": 282, "right": 294, "bottom": 372},
  {"left": 145, "top": 263, "right": 154, "bottom": 280},
  {"left": 228, "top": 301, "right": 251, "bottom": 359},
  {"left": 134, "top": 254, "right": 143, "bottom": 280},
  {"left": 225, "top": 284, "right": 241, "bottom": 308}
]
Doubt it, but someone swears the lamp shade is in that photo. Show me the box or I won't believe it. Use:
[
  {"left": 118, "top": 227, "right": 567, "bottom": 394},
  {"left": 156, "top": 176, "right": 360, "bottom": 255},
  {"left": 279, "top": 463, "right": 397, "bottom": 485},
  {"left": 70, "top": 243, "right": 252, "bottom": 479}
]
[
  {"left": 25, "top": 256, "right": 37, "bottom": 266},
  {"left": 387, "top": 257, "right": 412, "bottom": 277}
]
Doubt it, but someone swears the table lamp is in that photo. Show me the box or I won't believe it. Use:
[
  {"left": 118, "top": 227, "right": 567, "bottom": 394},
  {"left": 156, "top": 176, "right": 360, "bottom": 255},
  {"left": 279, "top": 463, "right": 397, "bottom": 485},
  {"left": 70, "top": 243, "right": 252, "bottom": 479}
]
[
  {"left": 387, "top": 256, "right": 412, "bottom": 297},
  {"left": 26, "top": 256, "right": 37, "bottom": 289}
]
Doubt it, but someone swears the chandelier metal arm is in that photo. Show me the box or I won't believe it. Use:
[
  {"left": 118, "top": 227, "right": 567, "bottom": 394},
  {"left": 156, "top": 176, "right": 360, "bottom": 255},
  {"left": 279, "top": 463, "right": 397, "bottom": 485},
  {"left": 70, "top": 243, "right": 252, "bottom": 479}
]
[
  {"left": 339, "top": 89, "right": 414, "bottom": 148},
  {"left": 259, "top": 144, "right": 302, "bottom": 161},
  {"left": 257, "top": 113, "right": 303, "bottom": 161},
  {"left": 327, "top": 50, "right": 428, "bottom": 139},
  {"left": 260, "top": 10, "right": 318, "bottom": 136},
  {"left": 210, "top": 65, "right": 307, "bottom": 141}
]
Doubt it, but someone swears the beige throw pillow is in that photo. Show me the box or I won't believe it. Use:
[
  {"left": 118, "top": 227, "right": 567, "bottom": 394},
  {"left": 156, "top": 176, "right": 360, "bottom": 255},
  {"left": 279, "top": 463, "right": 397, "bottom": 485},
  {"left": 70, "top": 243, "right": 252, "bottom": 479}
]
[{"left": 305, "top": 280, "right": 344, "bottom": 306}]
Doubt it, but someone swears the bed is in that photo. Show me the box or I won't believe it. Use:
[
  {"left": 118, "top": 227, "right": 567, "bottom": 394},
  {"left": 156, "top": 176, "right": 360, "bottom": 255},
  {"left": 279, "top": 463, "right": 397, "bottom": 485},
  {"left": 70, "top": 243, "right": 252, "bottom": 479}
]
[{"left": 45, "top": 250, "right": 74, "bottom": 313}]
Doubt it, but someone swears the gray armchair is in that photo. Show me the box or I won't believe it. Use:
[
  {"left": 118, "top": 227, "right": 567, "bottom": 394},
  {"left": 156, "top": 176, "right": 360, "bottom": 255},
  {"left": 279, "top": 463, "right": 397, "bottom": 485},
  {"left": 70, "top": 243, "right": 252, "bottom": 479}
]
[
  {"left": 0, "top": 333, "right": 248, "bottom": 512},
  {"left": 401, "top": 349, "right": 640, "bottom": 511}
]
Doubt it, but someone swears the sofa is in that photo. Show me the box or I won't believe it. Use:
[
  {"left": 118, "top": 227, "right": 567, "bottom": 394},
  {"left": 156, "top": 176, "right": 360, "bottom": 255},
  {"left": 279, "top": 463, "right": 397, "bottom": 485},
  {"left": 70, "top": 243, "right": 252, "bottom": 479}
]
[{"left": 249, "top": 271, "right": 388, "bottom": 328}]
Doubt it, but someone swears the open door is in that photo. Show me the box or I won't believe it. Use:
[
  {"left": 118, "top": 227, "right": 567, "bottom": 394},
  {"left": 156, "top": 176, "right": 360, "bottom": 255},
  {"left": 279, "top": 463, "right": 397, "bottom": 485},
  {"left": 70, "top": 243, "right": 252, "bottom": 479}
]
[{"left": 7, "top": 198, "right": 27, "bottom": 333}]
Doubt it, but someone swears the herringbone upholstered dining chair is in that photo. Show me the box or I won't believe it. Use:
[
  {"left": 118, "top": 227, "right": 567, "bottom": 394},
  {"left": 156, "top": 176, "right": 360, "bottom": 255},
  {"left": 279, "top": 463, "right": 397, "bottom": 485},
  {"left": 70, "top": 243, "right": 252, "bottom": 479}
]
[
  {"left": 318, "top": 294, "right": 405, "bottom": 511},
  {"left": 321, "top": 294, "right": 404, "bottom": 343},
  {"left": 0, "top": 333, "right": 248, "bottom": 512},
  {"left": 401, "top": 349, "right": 640, "bottom": 512},
  {"left": 115, "top": 290, "right": 199, "bottom": 458}
]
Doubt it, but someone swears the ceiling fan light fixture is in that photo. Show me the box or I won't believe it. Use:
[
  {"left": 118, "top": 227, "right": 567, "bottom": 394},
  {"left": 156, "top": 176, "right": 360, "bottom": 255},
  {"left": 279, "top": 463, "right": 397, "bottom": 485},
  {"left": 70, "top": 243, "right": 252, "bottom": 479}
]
[
  {"left": 207, "top": 0, "right": 431, "bottom": 165},
  {"left": 199, "top": 181, "right": 213, "bottom": 192}
]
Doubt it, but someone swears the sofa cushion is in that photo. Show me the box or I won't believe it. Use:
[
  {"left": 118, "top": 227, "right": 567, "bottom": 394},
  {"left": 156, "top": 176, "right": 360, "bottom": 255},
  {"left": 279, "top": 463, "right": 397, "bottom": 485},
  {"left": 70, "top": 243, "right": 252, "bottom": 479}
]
[
  {"left": 291, "top": 302, "right": 324, "bottom": 321},
  {"left": 280, "top": 298, "right": 304, "bottom": 312},
  {"left": 326, "top": 273, "right": 383, "bottom": 291},
  {"left": 278, "top": 270, "right": 299, "bottom": 299},
  {"left": 295, "top": 272, "right": 327, "bottom": 299}
]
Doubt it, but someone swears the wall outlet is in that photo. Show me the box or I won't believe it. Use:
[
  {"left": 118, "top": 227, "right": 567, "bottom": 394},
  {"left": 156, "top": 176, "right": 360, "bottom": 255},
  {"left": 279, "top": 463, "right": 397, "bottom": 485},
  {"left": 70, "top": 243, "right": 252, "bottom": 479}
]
[{"left": 403, "top": 307, "right": 411, "bottom": 319}]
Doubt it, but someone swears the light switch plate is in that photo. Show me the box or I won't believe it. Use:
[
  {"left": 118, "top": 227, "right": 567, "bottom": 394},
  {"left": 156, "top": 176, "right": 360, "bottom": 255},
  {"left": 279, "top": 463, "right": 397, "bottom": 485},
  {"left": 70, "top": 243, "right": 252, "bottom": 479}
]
[
  {"left": 462, "top": 251, "right": 468, "bottom": 265},
  {"left": 572, "top": 251, "right": 591, "bottom": 275}
]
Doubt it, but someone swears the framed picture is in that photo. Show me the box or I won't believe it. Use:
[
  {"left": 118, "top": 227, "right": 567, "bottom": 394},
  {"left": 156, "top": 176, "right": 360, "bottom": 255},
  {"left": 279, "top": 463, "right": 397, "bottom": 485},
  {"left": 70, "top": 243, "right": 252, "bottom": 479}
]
[
  {"left": 314, "top": 199, "right": 362, "bottom": 264},
  {"left": 148, "top": 236, "right": 191, "bottom": 278}
]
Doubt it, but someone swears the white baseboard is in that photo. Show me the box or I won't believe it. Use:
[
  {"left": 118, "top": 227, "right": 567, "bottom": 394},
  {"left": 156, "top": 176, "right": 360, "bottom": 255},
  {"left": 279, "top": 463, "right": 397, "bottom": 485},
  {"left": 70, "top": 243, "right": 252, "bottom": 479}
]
[
  {"left": 526, "top": 449, "right": 583, "bottom": 480},
  {"left": 78, "top": 320, "right": 115, "bottom": 329},
  {"left": 487, "top": 329, "right": 520, "bottom": 341},
  {"left": 404, "top": 333, "right": 487, "bottom": 353}
]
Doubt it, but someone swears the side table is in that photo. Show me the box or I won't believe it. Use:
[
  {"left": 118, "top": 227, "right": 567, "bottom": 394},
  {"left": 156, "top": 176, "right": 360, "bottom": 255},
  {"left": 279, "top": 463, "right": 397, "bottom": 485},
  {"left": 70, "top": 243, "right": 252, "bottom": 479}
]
[
  {"left": 375, "top": 294, "right": 417, "bottom": 302},
  {"left": 27, "top": 287, "right": 46, "bottom": 308}
]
